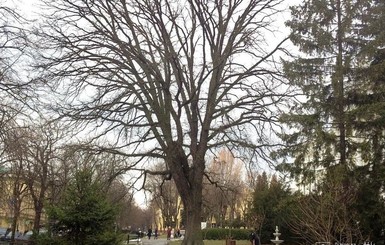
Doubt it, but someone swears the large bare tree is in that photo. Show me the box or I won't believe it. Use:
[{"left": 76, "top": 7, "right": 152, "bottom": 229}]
[{"left": 36, "top": 0, "right": 288, "bottom": 244}]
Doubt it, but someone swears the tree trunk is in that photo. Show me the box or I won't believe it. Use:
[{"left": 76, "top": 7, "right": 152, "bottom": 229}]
[
  {"left": 10, "top": 205, "right": 20, "bottom": 245},
  {"left": 10, "top": 195, "right": 22, "bottom": 245},
  {"left": 33, "top": 203, "right": 42, "bottom": 232},
  {"left": 175, "top": 168, "right": 205, "bottom": 245},
  {"left": 335, "top": 0, "right": 347, "bottom": 167},
  {"left": 168, "top": 144, "right": 205, "bottom": 245},
  {"left": 183, "top": 195, "right": 204, "bottom": 245}
]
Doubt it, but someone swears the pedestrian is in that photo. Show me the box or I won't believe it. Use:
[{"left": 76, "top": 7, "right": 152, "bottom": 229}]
[
  {"left": 250, "top": 229, "right": 260, "bottom": 245},
  {"left": 167, "top": 226, "right": 171, "bottom": 240},
  {"left": 148, "top": 227, "right": 152, "bottom": 240},
  {"left": 154, "top": 227, "right": 158, "bottom": 239}
]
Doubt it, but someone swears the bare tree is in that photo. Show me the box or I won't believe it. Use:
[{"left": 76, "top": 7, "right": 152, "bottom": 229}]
[
  {"left": 36, "top": 0, "right": 289, "bottom": 244},
  {"left": 0, "top": 119, "right": 30, "bottom": 243},
  {"left": 203, "top": 150, "right": 246, "bottom": 228},
  {"left": 107, "top": 179, "right": 136, "bottom": 230},
  {"left": 288, "top": 179, "right": 362, "bottom": 245},
  {"left": 0, "top": 7, "right": 37, "bottom": 234},
  {"left": 147, "top": 162, "right": 182, "bottom": 229},
  {"left": 21, "top": 121, "right": 67, "bottom": 233},
  {"left": 0, "top": 2, "right": 33, "bottom": 113}
]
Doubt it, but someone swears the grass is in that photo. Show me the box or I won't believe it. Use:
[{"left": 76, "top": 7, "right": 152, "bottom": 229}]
[{"left": 169, "top": 240, "right": 251, "bottom": 245}]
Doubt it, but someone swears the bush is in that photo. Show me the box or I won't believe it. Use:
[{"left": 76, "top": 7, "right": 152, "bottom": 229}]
[
  {"left": 34, "top": 232, "right": 67, "bottom": 245},
  {"left": 33, "top": 230, "right": 124, "bottom": 245},
  {"left": 202, "top": 228, "right": 253, "bottom": 240}
]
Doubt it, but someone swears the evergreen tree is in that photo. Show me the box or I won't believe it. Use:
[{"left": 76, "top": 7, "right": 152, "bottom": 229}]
[
  {"left": 249, "top": 173, "right": 291, "bottom": 243},
  {"left": 47, "top": 169, "right": 121, "bottom": 245},
  {"left": 275, "top": 0, "right": 385, "bottom": 243},
  {"left": 277, "top": 0, "right": 372, "bottom": 183},
  {"left": 348, "top": 2, "right": 385, "bottom": 237}
]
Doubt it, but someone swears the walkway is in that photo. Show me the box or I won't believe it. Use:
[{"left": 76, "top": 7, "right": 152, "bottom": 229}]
[{"left": 143, "top": 238, "right": 169, "bottom": 245}]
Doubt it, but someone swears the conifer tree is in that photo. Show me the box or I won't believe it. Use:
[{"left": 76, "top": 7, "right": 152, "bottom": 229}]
[
  {"left": 347, "top": 1, "right": 385, "bottom": 240},
  {"left": 48, "top": 170, "right": 120, "bottom": 245},
  {"left": 275, "top": 0, "right": 385, "bottom": 243},
  {"left": 277, "top": 0, "right": 373, "bottom": 181}
]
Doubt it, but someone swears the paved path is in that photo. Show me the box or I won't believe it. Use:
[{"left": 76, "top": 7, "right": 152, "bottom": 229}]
[{"left": 143, "top": 238, "right": 169, "bottom": 245}]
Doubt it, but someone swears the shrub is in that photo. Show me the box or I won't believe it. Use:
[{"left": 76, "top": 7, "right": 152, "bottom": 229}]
[{"left": 202, "top": 228, "right": 253, "bottom": 240}]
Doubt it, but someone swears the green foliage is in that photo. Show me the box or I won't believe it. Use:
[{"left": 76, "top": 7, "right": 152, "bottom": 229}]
[
  {"left": 201, "top": 228, "right": 252, "bottom": 240},
  {"left": 47, "top": 169, "right": 122, "bottom": 245},
  {"left": 276, "top": 1, "right": 385, "bottom": 243},
  {"left": 276, "top": 0, "right": 380, "bottom": 184},
  {"left": 247, "top": 173, "right": 294, "bottom": 243},
  {"left": 353, "top": 165, "right": 385, "bottom": 242},
  {"left": 34, "top": 232, "right": 67, "bottom": 245}
]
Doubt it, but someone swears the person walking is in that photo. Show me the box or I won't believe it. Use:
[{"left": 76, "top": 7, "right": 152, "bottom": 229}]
[
  {"left": 250, "top": 229, "right": 260, "bottom": 245},
  {"left": 167, "top": 226, "right": 172, "bottom": 240},
  {"left": 147, "top": 227, "right": 152, "bottom": 240}
]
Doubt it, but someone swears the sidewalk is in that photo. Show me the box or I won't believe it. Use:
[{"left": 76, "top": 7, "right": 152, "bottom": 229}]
[{"left": 143, "top": 238, "right": 169, "bottom": 245}]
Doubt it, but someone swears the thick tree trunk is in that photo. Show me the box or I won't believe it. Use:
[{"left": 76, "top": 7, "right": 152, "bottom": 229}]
[
  {"left": 183, "top": 196, "right": 204, "bottom": 245},
  {"left": 168, "top": 144, "right": 205, "bottom": 245}
]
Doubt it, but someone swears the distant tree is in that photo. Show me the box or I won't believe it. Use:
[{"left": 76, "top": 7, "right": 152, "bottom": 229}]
[
  {"left": 247, "top": 172, "right": 268, "bottom": 230},
  {"left": 146, "top": 162, "right": 182, "bottom": 229},
  {"left": 0, "top": 120, "right": 32, "bottom": 243},
  {"left": 21, "top": 121, "right": 65, "bottom": 234},
  {"left": 35, "top": 1, "right": 289, "bottom": 244},
  {"left": 203, "top": 150, "right": 246, "bottom": 228},
  {"left": 248, "top": 173, "right": 291, "bottom": 243},
  {"left": 48, "top": 169, "right": 121, "bottom": 245},
  {"left": 128, "top": 205, "right": 149, "bottom": 232},
  {"left": 106, "top": 179, "right": 136, "bottom": 230}
]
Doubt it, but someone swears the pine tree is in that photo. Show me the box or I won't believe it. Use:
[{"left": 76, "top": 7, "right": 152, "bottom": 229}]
[{"left": 47, "top": 169, "right": 121, "bottom": 245}]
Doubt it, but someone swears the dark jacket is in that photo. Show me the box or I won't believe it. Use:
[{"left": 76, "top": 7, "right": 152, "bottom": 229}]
[{"left": 250, "top": 232, "right": 260, "bottom": 245}]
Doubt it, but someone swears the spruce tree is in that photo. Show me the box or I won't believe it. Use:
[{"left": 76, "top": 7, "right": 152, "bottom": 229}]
[
  {"left": 277, "top": 0, "right": 372, "bottom": 182},
  {"left": 275, "top": 0, "right": 385, "bottom": 243},
  {"left": 347, "top": 1, "right": 385, "bottom": 240},
  {"left": 47, "top": 169, "right": 121, "bottom": 245}
]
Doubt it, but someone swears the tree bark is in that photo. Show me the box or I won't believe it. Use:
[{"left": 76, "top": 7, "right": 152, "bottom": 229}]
[
  {"left": 32, "top": 202, "right": 43, "bottom": 232},
  {"left": 167, "top": 143, "right": 205, "bottom": 245},
  {"left": 183, "top": 193, "right": 204, "bottom": 245}
]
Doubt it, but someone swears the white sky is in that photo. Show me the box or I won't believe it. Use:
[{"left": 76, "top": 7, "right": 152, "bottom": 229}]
[{"left": 12, "top": 0, "right": 302, "bottom": 207}]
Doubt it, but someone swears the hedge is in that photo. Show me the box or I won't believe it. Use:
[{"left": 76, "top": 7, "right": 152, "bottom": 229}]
[{"left": 202, "top": 228, "right": 253, "bottom": 240}]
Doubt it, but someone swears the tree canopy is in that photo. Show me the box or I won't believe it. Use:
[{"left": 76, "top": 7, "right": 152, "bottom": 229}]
[{"left": 34, "top": 1, "right": 289, "bottom": 244}]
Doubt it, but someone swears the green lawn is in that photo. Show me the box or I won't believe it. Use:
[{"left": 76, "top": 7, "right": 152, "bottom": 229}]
[{"left": 169, "top": 240, "right": 251, "bottom": 245}]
